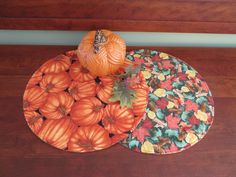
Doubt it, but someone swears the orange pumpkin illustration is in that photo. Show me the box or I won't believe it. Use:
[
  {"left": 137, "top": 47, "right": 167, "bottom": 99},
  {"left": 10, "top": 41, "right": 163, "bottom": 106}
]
[
  {"left": 132, "top": 88, "right": 148, "bottom": 117},
  {"left": 40, "top": 92, "right": 74, "bottom": 119},
  {"left": 26, "top": 70, "right": 43, "bottom": 89},
  {"left": 23, "top": 86, "right": 48, "bottom": 111},
  {"left": 68, "top": 80, "right": 96, "bottom": 101},
  {"left": 38, "top": 117, "right": 77, "bottom": 149},
  {"left": 40, "top": 72, "right": 71, "bottom": 93},
  {"left": 96, "top": 76, "right": 114, "bottom": 103},
  {"left": 68, "top": 125, "right": 111, "bottom": 152},
  {"left": 40, "top": 54, "right": 71, "bottom": 74},
  {"left": 102, "top": 103, "right": 135, "bottom": 134},
  {"left": 70, "top": 97, "right": 104, "bottom": 126},
  {"left": 69, "top": 61, "right": 95, "bottom": 82},
  {"left": 24, "top": 111, "right": 43, "bottom": 134},
  {"left": 77, "top": 29, "right": 126, "bottom": 76},
  {"left": 111, "top": 133, "right": 128, "bottom": 145}
]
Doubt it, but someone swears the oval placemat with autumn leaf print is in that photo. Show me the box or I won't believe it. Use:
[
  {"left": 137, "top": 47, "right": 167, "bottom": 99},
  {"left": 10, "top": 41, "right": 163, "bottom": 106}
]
[
  {"left": 120, "top": 49, "right": 214, "bottom": 155},
  {"left": 22, "top": 50, "right": 149, "bottom": 153}
]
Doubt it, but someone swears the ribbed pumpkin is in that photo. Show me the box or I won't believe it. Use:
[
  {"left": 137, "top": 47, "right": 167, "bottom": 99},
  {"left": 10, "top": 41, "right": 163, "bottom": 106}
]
[
  {"left": 132, "top": 88, "right": 148, "bottom": 117},
  {"left": 96, "top": 76, "right": 114, "bottom": 103},
  {"left": 24, "top": 111, "right": 43, "bottom": 134},
  {"left": 40, "top": 72, "right": 71, "bottom": 93},
  {"left": 70, "top": 97, "right": 104, "bottom": 126},
  {"left": 77, "top": 29, "right": 126, "bottom": 76},
  {"left": 68, "top": 125, "right": 111, "bottom": 152},
  {"left": 26, "top": 70, "right": 43, "bottom": 89},
  {"left": 69, "top": 61, "right": 95, "bottom": 82},
  {"left": 102, "top": 103, "right": 135, "bottom": 134},
  {"left": 38, "top": 117, "right": 77, "bottom": 149},
  {"left": 23, "top": 86, "right": 48, "bottom": 111},
  {"left": 40, "top": 54, "right": 71, "bottom": 74},
  {"left": 40, "top": 92, "right": 74, "bottom": 120},
  {"left": 68, "top": 80, "right": 96, "bottom": 101}
]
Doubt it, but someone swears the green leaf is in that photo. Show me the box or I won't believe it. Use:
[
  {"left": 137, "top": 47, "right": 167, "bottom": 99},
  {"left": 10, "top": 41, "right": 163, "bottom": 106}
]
[
  {"left": 165, "top": 129, "right": 179, "bottom": 138},
  {"left": 109, "top": 80, "right": 136, "bottom": 108},
  {"left": 128, "top": 139, "right": 139, "bottom": 149}
]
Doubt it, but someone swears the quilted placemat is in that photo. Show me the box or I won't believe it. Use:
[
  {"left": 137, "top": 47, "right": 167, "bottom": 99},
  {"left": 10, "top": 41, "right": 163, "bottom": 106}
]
[
  {"left": 120, "top": 49, "right": 214, "bottom": 154},
  {"left": 22, "top": 50, "right": 147, "bottom": 152}
]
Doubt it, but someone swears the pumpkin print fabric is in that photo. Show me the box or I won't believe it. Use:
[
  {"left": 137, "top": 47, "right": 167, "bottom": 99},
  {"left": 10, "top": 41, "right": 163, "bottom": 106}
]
[
  {"left": 120, "top": 49, "right": 214, "bottom": 155},
  {"left": 23, "top": 50, "right": 147, "bottom": 152}
]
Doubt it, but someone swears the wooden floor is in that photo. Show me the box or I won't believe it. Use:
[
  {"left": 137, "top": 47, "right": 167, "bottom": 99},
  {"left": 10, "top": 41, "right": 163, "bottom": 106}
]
[{"left": 0, "top": 45, "right": 235, "bottom": 177}]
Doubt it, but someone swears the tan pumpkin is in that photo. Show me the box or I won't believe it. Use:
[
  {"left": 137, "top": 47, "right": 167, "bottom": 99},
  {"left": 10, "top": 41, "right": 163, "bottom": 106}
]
[
  {"left": 102, "top": 103, "right": 135, "bottom": 134},
  {"left": 70, "top": 97, "right": 104, "bottom": 126},
  {"left": 40, "top": 54, "right": 71, "bottom": 74},
  {"left": 40, "top": 72, "right": 71, "bottom": 93},
  {"left": 24, "top": 111, "right": 43, "bottom": 133},
  {"left": 38, "top": 117, "right": 77, "bottom": 149},
  {"left": 68, "top": 125, "right": 111, "bottom": 152},
  {"left": 68, "top": 80, "right": 96, "bottom": 101},
  {"left": 69, "top": 61, "right": 95, "bottom": 82},
  {"left": 77, "top": 29, "right": 126, "bottom": 76},
  {"left": 96, "top": 76, "right": 114, "bottom": 103},
  {"left": 40, "top": 92, "right": 74, "bottom": 120},
  {"left": 23, "top": 86, "right": 48, "bottom": 111}
]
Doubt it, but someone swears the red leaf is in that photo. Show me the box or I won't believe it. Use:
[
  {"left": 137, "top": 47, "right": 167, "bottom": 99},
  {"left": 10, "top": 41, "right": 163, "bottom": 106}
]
[
  {"left": 188, "top": 115, "right": 200, "bottom": 125},
  {"left": 156, "top": 98, "right": 168, "bottom": 110},
  {"left": 132, "top": 127, "right": 150, "bottom": 143},
  {"left": 177, "top": 72, "right": 188, "bottom": 81},
  {"left": 160, "top": 79, "right": 173, "bottom": 90},
  {"left": 152, "top": 55, "right": 161, "bottom": 61},
  {"left": 185, "top": 100, "right": 199, "bottom": 112},
  {"left": 142, "top": 118, "right": 154, "bottom": 129},
  {"left": 165, "top": 115, "right": 181, "bottom": 129},
  {"left": 161, "top": 60, "right": 174, "bottom": 70}
]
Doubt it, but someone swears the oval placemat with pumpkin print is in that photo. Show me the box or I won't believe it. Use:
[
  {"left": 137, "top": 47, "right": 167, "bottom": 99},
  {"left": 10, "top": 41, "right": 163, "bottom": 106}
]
[
  {"left": 120, "top": 49, "right": 214, "bottom": 155},
  {"left": 23, "top": 50, "right": 149, "bottom": 153}
]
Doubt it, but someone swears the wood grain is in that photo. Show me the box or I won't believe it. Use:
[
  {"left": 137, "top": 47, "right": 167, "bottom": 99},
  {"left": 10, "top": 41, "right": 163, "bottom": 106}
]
[
  {"left": 0, "top": 0, "right": 236, "bottom": 33},
  {"left": 0, "top": 45, "right": 235, "bottom": 177}
]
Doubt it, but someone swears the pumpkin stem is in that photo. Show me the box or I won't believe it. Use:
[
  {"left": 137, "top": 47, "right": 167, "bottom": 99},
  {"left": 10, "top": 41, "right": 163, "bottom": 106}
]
[
  {"left": 28, "top": 115, "right": 42, "bottom": 125},
  {"left": 23, "top": 100, "right": 29, "bottom": 108},
  {"left": 93, "top": 30, "right": 107, "bottom": 54},
  {"left": 58, "top": 106, "right": 67, "bottom": 116}
]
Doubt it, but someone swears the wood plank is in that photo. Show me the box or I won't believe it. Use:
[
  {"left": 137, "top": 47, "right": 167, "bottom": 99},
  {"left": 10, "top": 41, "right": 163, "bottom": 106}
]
[
  {"left": 0, "top": 0, "right": 236, "bottom": 33},
  {"left": 1, "top": 1, "right": 236, "bottom": 22},
  {"left": 0, "top": 46, "right": 236, "bottom": 77},
  {"left": 1, "top": 18, "right": 236, "bottom": 33}
]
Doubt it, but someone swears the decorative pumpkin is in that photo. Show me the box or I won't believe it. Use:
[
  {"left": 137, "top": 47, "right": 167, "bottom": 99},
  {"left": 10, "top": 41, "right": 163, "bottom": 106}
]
[
  {"left": 68, "top": 80, "right": 96, "bottom": 101},
  {"left": 40, "top": 54, "right": 71, "bottom": 74},
  {"left": 70, "top": 97, "right": 104, "bottom": 126},
  {"left": 68, "top": 125, "right": 111, "bottom": 152},
  {"left": 40, "top": 92, "right": 74, "bottom": 119},
  {"left": 96, "top": 76, "right": 114, "bottom": 103},
  {"left": 69, "top": 61, "right": 95, "bottom": 82},
  {"left": 23, "top": 86, "right": 48, "bottom": 111},
  {"left": 26, "top": 70, "right": 43, "bottom": 89},
  {"left": 102, "top": 103, "right": 135, "bottom": 134},
  {"left": 24, "top": 111, "right": 43, "bottom": 133},
  {"left": 38, "top": 117, "right": 77, "bottom": 149},
  {"left": 132, "top": 88, "right": 148, "bottom": 117},
  {"left": 40, "top": 72, "right": 71, "bottom": 93},
  {"left": 77, "top": 29, "right": 126, "bottom": 76}
]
